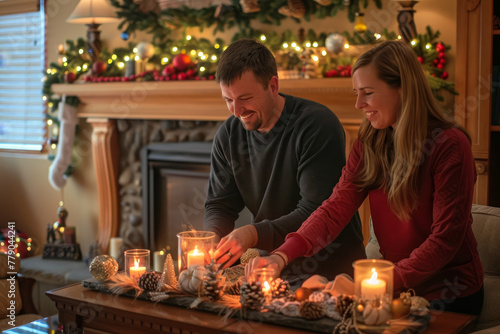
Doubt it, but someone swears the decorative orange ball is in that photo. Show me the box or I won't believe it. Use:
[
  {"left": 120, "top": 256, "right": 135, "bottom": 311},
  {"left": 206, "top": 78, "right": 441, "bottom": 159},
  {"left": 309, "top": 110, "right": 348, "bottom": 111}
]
[
  {"left": 294, "top": 287, "right": 313, "bottom": 302},
  {"left": 391, "top": 297, "right": 411, "bottom": 319}
]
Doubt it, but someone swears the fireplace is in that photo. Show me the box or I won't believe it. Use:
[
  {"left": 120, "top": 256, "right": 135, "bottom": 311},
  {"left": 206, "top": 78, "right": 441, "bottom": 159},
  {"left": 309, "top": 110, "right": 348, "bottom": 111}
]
[
  {"left": 141, "top": 141, "right": 250, "bottom": 259},
  {"left": 142, "top": 141, "right": 212, "bottom": 253}
]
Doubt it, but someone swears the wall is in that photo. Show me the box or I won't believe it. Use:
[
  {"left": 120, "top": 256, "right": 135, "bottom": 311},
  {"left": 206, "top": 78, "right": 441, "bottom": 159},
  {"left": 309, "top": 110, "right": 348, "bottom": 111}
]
[{"left": 0, "top": 0, "right": 457, "bottom": 258}]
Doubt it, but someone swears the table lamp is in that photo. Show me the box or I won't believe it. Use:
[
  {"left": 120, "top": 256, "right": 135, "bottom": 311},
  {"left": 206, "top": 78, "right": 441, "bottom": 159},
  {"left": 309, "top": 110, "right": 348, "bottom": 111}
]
[{"left": 67, "top": 0, "right": 119, "bottom": 61}]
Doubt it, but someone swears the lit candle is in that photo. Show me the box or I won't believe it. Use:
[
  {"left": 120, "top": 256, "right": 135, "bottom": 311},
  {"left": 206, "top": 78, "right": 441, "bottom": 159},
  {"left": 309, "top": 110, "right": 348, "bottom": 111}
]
[
  {"left": 361, "top": 268, "right": 387, "bottom": 300},
  {"left": 187, "top": 246, "right": 205, "bottom": 268},
  {"left": 153, "top": 250, "right": 166, "bottom": 272},
  {"left": 262, "top": 280, "right": 272, "bottom": 302},
  {"left": 129, "top": 258, "right": 146, "bottom": 282}
]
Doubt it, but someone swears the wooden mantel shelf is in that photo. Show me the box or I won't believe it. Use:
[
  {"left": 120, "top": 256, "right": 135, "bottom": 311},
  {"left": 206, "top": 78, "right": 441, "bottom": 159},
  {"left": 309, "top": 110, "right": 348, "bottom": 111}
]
[
  {"left": 51, "top": 78, "right": 361, "bottom": 124},
  {"left": 52, "top": 78, "right": 366, "bottom": 253}
]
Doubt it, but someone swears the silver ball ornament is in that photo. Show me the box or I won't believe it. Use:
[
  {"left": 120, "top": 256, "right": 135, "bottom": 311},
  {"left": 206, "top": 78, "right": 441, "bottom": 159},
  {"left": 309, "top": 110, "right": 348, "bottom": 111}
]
[
  {"left": 325, "top": 33, "right": 345, "bottom": 54},
  {"left": 136, "top": 42, "right": 155, "bottom": 59}
]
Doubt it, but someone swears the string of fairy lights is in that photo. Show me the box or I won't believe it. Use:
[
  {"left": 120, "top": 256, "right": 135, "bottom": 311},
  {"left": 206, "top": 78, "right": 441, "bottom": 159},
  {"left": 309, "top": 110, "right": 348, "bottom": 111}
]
[
  {"left": 42, "top": 26, "right": 452, "bottom": 170},
  {"left": 0, "top": 235, "right": 33, "bottom": 258}
]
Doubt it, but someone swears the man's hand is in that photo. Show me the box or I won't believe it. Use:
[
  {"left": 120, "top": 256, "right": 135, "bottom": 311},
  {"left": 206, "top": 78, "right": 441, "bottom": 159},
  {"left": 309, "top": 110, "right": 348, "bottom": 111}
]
[
  {"left": 214, "top": 225, "right": 258, "bottom": 269},
  {"left": 244, "top": 253, "right": 287, "bottom": 280}
]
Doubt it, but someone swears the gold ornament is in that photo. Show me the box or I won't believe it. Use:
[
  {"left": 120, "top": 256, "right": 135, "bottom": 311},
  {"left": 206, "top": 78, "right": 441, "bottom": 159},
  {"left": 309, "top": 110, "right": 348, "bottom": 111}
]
[
  {"left": 157, "top": 253, "right": 178, "bottom": 291},
  {"left": 391, "top": 297, "right": 411, "bottom": 319},
  {"left": 89, "top": 255, "right": 119, "bottom": 281}
]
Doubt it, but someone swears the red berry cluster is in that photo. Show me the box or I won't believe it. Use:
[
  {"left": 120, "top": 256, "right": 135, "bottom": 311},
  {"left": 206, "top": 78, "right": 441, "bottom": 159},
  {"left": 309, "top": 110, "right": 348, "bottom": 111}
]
[
  {"left": 82, "top": 69, "right": 216, "bottom": 83},
  {"left": 83, "top": 70, "right": 155, "bottom": 82},
  {"left": 426, "top": 43, "right": 448, "bottom": 80},
  {"left": 156, "top": 65, "right": 214, "bottom": 81},
  {"left": 324, "top": 64, "right": 352, "bottom": 78}
]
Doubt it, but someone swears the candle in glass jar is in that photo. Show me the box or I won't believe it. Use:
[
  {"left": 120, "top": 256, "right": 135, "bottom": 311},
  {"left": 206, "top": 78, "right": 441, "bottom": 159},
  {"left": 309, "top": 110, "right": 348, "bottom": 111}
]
[
  {"left": 361, "top": 268, "right": 387, "bottom": 300},
  {"left": 187, "top": 246, "right": 205, "bottom": 268},
  {"left": 262, "top": 280, "right": 272, "bottom": 302},
  {"left": 129, "top": 258, "right": 146, "bottom": 282}
]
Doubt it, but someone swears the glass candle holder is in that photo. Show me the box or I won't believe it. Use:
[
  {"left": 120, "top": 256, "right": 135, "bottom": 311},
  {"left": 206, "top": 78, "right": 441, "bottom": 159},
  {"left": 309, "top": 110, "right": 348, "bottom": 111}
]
[
  {"left": 124, "top": 249, "right": 150, "bottom": 282},
  {"left": 353, "top": 259, "right": 394, "bottom": 303},
  {"left": 250, "top": 267, "right": 275, "bottom": 303},
  {"left": 176, "top": 231, "right": 215, "bottom": 273}
]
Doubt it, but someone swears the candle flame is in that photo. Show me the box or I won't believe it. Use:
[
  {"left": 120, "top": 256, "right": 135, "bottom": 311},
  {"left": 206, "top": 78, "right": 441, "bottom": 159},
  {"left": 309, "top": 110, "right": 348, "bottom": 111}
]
[
  {"left": 192, "top": 246, "right": 199, "bottom": 255},
  {"left": 263, "top": 281, "right": 271, "bottom": 291},
  {"left": 134, "top": 259, "right": 139, "bottom": 268},
  {"left": 369, "top": 268, "right": 378, "bottom": 283}
]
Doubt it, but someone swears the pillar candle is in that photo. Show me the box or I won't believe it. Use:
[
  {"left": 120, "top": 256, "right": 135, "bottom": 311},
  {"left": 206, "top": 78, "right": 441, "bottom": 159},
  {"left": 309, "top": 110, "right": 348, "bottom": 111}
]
[
  {"left": 129, "top": 258, "right": 146, "bottom": 282},
  {"left": 153, "top": 250, "right": 166, "bottom": 272},
  {"left": 109, "top": 237, "right": 123, "bottom": 260},
  {"left": 361, "top": 270, "right": 387, "bottom": 300},
  {"left": 187, "top": 246, "right": 205, "bottom": 268}
]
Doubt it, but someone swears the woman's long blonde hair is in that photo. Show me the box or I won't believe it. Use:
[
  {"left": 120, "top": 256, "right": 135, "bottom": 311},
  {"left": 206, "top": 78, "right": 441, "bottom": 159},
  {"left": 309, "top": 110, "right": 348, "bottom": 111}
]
[{"left": 352, "top": 40, "right": 465, "bottom": 220}]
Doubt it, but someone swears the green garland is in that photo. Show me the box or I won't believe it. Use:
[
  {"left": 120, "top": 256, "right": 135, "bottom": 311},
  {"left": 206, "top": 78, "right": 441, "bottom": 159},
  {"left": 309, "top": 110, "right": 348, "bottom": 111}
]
[{"left": 110, "top": 0, "right": 382, "bottom": 45}]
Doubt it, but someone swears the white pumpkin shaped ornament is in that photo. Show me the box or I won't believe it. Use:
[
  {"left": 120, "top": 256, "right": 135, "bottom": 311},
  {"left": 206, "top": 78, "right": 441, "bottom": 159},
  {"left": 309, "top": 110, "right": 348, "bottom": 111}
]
[
  {"left": 178, "top": 265, "right": 207, "bottom": 294},
  {"left": 363, "top": 300, "right": 392, "bottom": 326}
]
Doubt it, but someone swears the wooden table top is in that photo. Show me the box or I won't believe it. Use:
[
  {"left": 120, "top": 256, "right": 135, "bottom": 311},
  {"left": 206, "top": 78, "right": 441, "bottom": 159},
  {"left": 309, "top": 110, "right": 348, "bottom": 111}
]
[{"left": 47, "top": 284, "right": 476, "bottom": 334}]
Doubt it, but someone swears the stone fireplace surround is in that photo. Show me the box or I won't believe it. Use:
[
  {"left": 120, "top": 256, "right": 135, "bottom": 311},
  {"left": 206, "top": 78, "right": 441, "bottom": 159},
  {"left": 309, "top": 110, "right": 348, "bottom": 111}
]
[{"left": 52, "top": 78, "right": 368, "bottom": 255}]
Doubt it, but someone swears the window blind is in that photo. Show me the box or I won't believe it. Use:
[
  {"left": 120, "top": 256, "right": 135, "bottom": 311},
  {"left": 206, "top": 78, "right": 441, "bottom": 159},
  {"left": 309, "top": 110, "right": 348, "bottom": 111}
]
[
  {"left": 0, "top": 0, "right": 40, "bottom": 16},
  {"left": 0, "top": 7, "right": 45, "bottom": 152}
]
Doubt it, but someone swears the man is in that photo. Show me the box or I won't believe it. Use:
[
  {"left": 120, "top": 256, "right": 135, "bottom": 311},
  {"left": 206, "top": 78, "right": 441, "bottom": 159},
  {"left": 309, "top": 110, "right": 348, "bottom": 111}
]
[{"left": 203, "top": 39, "right": 365, "bottom": 282}]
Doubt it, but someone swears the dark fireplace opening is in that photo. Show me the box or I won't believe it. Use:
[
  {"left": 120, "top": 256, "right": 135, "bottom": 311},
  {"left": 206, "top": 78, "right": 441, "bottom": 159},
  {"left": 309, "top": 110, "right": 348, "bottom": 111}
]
[{"left": 141, "top": 141, "right": 249, "bottom": 267}]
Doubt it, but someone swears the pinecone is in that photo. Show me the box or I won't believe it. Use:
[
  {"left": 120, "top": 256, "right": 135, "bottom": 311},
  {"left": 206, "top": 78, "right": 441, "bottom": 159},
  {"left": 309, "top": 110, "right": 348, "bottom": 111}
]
[
  {"left": 271, "top": 278, "right": 293, "bottom": 300},
  {"left": 138, "top": 271, "right": 161, "bottom": 291},
  {"left": 315, "top": 0, "right": 332, "bottom": 5},
  {"left": 299, "top": 300, "right": 325, "bottom": 320},
  {"left": 240, "top": 281, "right": 265, "bottom": 310},
  {"left": 89, "top": 255, "right": 119, "bottom": 281},
  {"left": 335, "top": 294, "right": 355, "bottom": 317},
  {"left": 278, "top": 0, "right": 306, "bottom": 18},
  {"left": 202, "top": 262, "right": 226, "bottom": 301}
]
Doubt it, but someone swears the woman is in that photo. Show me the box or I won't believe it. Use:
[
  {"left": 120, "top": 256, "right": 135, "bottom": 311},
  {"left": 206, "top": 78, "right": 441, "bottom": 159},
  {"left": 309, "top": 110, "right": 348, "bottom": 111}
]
[{"left": 247, "top": 40, "right": 484, "bottom": 315}]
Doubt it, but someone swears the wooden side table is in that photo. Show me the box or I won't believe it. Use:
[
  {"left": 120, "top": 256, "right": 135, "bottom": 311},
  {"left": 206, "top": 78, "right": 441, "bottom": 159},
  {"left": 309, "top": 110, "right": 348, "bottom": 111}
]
[{"left": 46, "top": 284, "right": 476, "bottom": 334}]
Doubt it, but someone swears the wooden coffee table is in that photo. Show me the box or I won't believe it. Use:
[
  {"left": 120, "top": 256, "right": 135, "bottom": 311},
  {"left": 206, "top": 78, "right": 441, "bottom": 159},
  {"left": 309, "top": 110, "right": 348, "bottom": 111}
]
[{"left": 46, "top": 284, "right": 476, "bottom": 334}]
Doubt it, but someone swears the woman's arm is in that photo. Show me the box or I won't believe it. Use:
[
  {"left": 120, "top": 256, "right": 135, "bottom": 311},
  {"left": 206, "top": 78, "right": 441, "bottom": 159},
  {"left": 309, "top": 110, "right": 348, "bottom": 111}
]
[
  {"left": 393, "top": 129, "right": 476, "bottom": 291},
  {"left": 247, "top": 140, "right": 368, "bottom": 277}
]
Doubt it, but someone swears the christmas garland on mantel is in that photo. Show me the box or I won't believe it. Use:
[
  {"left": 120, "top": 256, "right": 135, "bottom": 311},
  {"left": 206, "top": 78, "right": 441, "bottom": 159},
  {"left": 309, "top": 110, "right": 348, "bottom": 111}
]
[{"left": 110, "top": 0, "right": 382, "bottom": 45}]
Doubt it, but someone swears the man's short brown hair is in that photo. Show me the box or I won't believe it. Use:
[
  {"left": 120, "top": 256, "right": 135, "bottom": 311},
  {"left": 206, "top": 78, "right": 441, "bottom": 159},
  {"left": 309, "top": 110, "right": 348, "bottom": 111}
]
[{"left": 216, "top": 38, "right": 277, "bottom": 89}]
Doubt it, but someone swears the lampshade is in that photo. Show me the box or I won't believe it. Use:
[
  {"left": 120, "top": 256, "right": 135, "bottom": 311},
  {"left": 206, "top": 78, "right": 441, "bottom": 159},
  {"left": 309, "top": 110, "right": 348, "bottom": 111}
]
[{"left": 67, "top": 0, "right": 119, "bottom": 25}]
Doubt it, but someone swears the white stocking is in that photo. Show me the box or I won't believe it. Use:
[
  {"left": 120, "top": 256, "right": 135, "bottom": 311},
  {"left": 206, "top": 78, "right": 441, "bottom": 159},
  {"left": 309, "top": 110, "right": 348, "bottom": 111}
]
[{"left": 48, "top": 96, "right": 78, "bottom": 190}]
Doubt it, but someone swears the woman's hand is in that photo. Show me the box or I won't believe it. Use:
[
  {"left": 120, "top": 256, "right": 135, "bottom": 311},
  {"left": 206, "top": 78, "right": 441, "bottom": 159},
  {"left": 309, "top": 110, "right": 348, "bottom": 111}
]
[
  {"left": 245, "top": 252, "right": 288, "bottom": 280},
  {"left": 214, "top": 225, "right": 257, "bottom": 269}
]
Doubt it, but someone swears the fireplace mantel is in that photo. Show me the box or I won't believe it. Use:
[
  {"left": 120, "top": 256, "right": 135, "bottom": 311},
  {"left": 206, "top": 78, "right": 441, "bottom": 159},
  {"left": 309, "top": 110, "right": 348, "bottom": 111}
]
[
  {"left": 52, "top": 78, "right": 366, "bottom": 253},
  {"left": 52, "top": 78, "right": 361, "bottom": 123}
]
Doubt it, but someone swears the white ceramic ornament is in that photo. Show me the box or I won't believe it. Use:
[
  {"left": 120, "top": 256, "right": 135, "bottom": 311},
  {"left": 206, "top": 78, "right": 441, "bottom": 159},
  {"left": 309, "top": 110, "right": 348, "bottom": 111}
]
[
  {"left": 362, "top": 301, "right": 392, "bottom": 326},
  {"left": 178, "top": 264, "right": 207, "bottom": 294}
]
